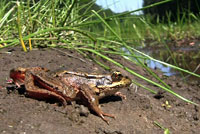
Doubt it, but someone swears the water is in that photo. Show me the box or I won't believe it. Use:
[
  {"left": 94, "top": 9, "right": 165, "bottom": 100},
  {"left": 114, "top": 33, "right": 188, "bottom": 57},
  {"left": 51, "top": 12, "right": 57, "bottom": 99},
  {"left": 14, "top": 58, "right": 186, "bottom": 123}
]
[
  {"left": 122, "top": 46, "right": 200, "bottom": 77},
  {"left": 146, "top": 59, "right": 179, "bottom": 76}
]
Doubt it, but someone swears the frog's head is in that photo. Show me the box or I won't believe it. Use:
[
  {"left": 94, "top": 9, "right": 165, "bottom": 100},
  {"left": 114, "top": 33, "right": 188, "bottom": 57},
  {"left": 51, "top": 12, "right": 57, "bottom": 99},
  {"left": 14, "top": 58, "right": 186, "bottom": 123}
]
[
  {"left": 111, "top": 71, "right": 131, "bottom": 87},
  {"left": 10, "top": 67, "right": 26, "bottom": 87},
  {"left": 10, "top": 67, "right": 49, "bottom": 87}
]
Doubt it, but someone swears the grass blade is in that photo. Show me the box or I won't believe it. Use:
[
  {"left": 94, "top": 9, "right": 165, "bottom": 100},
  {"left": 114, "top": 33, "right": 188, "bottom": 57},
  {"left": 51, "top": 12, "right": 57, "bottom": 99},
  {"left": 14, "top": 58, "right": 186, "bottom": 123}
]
[{"left": 78, "top": 47, "right": 198, "bottom": 106}]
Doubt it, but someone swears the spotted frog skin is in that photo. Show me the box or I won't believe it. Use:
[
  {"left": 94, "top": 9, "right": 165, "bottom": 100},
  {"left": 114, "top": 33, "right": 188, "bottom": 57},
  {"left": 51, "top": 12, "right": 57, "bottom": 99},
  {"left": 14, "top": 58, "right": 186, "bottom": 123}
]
[{"left": 10, "top": 67, "right": 131, "bottom": 124}]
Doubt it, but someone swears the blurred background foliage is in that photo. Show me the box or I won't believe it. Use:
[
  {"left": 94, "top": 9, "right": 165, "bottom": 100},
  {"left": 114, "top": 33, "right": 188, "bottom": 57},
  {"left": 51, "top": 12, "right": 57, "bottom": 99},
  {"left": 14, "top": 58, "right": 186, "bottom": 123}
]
[{"left": 143, "top": 0, "right": 200, "bottom": 22}]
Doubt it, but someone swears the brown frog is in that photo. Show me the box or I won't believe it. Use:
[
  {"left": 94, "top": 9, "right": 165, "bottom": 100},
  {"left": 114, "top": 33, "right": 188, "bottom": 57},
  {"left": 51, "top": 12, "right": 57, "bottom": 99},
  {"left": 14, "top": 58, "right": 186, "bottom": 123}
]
[{"left": 9, "top": 67, "right": 131, "bottom": 124}]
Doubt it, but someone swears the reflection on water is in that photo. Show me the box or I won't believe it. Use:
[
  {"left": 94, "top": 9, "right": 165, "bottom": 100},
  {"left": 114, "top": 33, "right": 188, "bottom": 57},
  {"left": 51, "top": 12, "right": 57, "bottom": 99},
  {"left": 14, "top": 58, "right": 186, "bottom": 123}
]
[{"left": 146, "top": 59, "right": 179, "bottom": 76}]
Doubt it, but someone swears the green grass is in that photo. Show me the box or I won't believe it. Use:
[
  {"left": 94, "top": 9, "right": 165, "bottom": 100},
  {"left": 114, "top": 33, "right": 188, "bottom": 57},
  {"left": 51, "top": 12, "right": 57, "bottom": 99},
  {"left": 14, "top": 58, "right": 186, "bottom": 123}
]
[
  {"left": 154, "top": 121, "right": 170, "bottom": 134},
  {"left": 0, "top": 0, "right": 200, "bottom": 105}
]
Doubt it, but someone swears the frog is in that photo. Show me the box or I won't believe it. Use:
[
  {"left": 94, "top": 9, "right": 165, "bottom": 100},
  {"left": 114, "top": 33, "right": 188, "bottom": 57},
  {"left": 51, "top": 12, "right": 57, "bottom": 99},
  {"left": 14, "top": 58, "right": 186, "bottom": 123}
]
[{"left": 9, "top": 67, "right": 131, "bottom": 124}]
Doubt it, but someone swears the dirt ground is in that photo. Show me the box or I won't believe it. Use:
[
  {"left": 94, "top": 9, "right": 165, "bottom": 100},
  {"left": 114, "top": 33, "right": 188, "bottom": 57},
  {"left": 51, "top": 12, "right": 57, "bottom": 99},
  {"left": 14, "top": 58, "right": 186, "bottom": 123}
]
[{"left": 0, "top": 46, "right": 199, "bottom": 134}]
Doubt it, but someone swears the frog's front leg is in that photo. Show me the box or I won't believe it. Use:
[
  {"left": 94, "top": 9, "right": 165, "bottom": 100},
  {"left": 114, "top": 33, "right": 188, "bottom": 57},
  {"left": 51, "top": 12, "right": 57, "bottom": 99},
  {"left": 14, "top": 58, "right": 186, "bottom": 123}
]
[
  {"left": 24, "top": 70, "right": 67, "bottom": 106},
  {"left": 115, "top": 92, "right": 126, "bottom": 100},
  {"left": 79, "top": 84, "right": 115, "bottom": 124}
]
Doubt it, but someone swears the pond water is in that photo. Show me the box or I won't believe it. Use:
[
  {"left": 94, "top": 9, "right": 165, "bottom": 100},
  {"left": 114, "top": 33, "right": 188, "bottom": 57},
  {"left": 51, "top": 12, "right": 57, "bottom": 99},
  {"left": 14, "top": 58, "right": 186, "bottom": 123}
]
[
  {"left": 146, "top": 59, "right": 179, "bottom": 76},
  {"left": 122, "top": 45, "right": 200, "bottom": 78}
]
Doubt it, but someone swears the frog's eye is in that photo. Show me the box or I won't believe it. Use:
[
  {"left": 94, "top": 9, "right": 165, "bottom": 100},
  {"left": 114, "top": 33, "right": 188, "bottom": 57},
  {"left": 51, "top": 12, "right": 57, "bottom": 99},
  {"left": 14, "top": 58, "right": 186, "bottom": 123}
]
[
  {"left": 16, "top": 67, "right": 26, "bottom": 73},
  {"left": 41, "top": 67, "right": 49, "bottom": 72},
  {"left": 111, "top": 71, "right": 122, "bottom": 81}
]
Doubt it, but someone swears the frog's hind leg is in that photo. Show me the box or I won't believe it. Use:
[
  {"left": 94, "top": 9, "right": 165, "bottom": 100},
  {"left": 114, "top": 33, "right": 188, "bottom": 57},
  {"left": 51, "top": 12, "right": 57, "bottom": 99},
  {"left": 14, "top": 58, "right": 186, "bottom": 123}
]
[
  {"left": 24, "top": 70, "right": 67, "bottom": 106},
  {"left": 79, "top": 84, "right": 115, "bottom": 124}
]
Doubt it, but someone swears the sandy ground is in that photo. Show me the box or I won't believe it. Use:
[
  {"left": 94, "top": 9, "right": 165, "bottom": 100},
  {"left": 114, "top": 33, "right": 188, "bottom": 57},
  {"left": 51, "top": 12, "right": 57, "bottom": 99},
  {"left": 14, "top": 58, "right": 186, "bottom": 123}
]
[{"left": 0, "top": 46, "right": 199, "bottom": 134}]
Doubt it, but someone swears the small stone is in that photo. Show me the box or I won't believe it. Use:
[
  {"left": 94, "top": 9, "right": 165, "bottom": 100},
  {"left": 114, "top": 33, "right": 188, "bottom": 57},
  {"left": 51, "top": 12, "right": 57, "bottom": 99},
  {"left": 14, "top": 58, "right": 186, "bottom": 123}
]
[{"left": 78, "top": 105, "right": 89, "bottom": 117}]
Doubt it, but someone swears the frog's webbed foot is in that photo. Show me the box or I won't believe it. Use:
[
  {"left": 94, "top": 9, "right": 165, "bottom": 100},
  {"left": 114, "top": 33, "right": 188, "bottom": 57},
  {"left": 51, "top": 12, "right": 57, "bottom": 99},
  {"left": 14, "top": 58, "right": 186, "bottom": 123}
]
[
  {"left": 98, "top": 111, "right": 116, "bottom": 124},
  {"left": 79, "top": 84, "right": 115, "bottom": 124},
  {"left": 24, "top": 70, "right": 67, "bottom": 106},
  {"left": 115, "top": 91, "right": 126, "bottom": 100}
]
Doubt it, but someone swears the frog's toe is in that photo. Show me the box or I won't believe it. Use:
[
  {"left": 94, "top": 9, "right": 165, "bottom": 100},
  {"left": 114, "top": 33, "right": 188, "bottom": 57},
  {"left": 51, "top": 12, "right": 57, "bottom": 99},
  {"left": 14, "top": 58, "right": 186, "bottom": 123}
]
[
  {"left": 102, "top": 112, "right": 116, "bottom": 119},
  {"left": 115, "top": 91, "right": 126, "bottom": 100}
]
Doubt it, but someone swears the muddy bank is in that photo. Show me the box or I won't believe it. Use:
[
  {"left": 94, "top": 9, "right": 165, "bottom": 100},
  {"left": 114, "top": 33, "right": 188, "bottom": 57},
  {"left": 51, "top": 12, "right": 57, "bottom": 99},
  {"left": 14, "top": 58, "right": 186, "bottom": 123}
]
[{"left": 0, "top": 47, "right": 199, "bottom": 134}]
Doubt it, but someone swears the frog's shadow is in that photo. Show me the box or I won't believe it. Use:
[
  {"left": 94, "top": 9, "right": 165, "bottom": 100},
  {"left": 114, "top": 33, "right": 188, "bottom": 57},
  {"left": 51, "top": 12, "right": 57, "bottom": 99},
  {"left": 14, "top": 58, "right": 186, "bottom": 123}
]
[
  {"left": 6, "top": 85, "right": 26, "bottom": 95},
  {"left": 99, "top": 95, "right": 122, "bottom": 104},
  {"left": 6, "top": 85, "right": 122, "bottom": 106}
]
